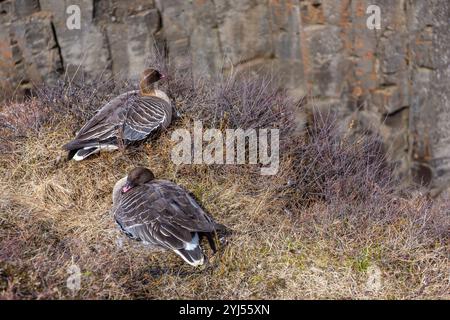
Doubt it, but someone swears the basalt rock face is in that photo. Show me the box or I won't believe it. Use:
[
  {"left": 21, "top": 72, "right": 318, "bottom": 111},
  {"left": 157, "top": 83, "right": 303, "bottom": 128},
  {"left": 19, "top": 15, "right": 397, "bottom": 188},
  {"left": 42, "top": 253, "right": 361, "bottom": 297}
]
[{"left": 0, "top": 0, "right": 449, "bottom": 191}]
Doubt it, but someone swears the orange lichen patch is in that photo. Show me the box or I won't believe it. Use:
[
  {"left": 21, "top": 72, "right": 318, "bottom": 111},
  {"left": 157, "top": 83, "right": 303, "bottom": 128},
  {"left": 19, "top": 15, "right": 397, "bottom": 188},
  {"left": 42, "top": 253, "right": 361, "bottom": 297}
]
[
  {"left": 270, "top": 0, "right": 295, "bottom": 16},
  {"left": 29, "top": 11, "right": 53, "bottom": 20},
  {"left": 370, "top": 71, "right": 378, "bottom": 83},
  {"left": 415, "top": 37, "right": 432, "bottom": 46},
  {"left": 374, "top": 85, "right": 397, "bottom": 95},
  {"left": 269, "top": 0, "right": 282, "bottom": 20},
  {"left": 286, "top": 0, "right": 295, "bottom": 12},
  {"left": 364, "top": 51, "right": 374, "bottom": 59},
  {"left": 352, "top": 86, "right": 363, "bottom": 98},
  {"left": 339, "top": 0, "right": 353, "bottom": 51},
  {"left": 0, "top": 41, "right": 13, "bottom": 60},
  {"left": 194, "top": 0, "right": 208, "bottom": 7},
  {"left": 354, "top": 0, "right": 366, "bottom": 18},
  {"left": 281, "top": 0, "right": 296, "bottom": 12},
  {"left": 412, "top": 132, "right": 432, "bottom": 162},
  {"left": 300, "top": 2, "right": 325, "bottom": 25},
  {"left": 354, "top": 38, "right": 365, "bottom": 51}
]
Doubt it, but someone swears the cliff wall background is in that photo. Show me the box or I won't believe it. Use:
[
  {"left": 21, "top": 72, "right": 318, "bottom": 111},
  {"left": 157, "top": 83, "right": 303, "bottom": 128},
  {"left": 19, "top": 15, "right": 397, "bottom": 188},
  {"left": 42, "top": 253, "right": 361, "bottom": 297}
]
[{"left": 0, "top": 0, "right": 449, "bottom": 192}]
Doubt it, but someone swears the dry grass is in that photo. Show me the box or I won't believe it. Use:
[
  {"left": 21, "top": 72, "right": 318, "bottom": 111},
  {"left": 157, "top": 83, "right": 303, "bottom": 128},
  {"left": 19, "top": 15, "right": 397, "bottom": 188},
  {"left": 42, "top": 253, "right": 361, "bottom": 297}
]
[{"left": 0, "top": 66, "right": 448, "bottom": 299}]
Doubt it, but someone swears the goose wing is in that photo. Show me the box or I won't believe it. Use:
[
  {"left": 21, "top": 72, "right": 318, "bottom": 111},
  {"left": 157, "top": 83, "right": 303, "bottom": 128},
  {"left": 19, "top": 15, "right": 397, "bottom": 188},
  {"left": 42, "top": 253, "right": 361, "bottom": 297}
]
[
  {"left": 62, "top": 91, "right": 138, "bottom": 150},
  {"left": 114, "top": 180, "right": 216, "bottom": 250},
  {"left": 122, "top": 95, "right": 172, "bottom": 142}
]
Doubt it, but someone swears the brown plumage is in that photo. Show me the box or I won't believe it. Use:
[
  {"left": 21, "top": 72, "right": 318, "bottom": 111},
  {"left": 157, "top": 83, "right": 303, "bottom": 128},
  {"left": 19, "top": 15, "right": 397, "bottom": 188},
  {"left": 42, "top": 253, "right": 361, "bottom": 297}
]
[
  {"left": 62, "top": 69, "right": 172, "bottom": 161},
  {"left": 112, "top": 167, "right": 225, "bottom": 266}
]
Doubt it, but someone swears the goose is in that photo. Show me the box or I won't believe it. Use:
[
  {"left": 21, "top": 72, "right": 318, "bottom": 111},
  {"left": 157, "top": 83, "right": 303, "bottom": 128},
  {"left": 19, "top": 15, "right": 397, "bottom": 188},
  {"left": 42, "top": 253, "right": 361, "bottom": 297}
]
[
  {"left": 112, "top": 167, "right": 225, "bottom": 266},
  {"left": 62, "top": 68, "right": 172, "bottom": 161}
]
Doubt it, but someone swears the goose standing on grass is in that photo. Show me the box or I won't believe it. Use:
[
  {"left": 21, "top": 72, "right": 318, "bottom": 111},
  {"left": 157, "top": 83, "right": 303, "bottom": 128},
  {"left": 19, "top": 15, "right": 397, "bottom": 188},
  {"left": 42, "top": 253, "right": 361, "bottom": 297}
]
[
  {"left": 62, "top": 68, "right": 172, "bottom": 161},
  {"left": 111, "top": 167, "right": 225, "bottom": 266}
]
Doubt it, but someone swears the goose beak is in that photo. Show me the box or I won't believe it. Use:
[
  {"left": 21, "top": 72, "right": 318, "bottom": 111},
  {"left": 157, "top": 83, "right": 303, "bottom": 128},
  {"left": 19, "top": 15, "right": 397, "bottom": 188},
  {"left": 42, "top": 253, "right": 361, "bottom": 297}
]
[{"left": 121, "top": 182, "right": 133, "bottom": 194}]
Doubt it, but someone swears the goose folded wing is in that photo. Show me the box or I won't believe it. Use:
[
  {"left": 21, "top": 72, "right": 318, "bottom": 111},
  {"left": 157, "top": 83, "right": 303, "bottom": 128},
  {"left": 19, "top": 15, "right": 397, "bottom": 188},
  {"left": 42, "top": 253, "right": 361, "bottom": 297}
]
[
  {"left": 114, "top": 198, "right": 195, "bottom": 250},
  {"left": 63, "top": 92, "right": 137, "bottom": 150},
  {"left": 120, "top": 217, "right": 193, "bottom": 250},
  {"left": 122, "top": 96, "right": 170, "bottom": 141},
  {"left": 148, "top": 181, "right": 217, "bottom": 232}
]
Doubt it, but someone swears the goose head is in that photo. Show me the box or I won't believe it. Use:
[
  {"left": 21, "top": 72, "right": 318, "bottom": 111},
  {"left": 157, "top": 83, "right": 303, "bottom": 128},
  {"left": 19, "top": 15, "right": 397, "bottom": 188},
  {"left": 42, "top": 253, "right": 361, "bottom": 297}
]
[
  {"left": 121, "top": 167, "right": 155, "bottom": 193},
  {"left": 139, "top": 68, "right": 165, "bottom": 95}
]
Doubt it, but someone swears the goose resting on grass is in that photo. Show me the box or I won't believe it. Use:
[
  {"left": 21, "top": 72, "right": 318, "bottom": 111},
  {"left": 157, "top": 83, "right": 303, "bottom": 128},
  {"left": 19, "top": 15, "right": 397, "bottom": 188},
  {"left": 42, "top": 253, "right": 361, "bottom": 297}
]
[
  {"left": 62, "top": 68, "right": 172, "bottom": 161},
  {"left": 112, "top": 167, "right": 225, "bottom": 266}
]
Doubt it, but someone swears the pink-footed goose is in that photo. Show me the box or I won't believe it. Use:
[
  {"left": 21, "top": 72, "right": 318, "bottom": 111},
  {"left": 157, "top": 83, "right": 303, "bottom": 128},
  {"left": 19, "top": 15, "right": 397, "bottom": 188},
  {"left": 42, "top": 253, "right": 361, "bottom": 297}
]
[
  {"left": 62, "top": 68, "right": 172, "bottom": 160},
  {"left": 112, "top": 167, "right": 225, "bottom": 266}
]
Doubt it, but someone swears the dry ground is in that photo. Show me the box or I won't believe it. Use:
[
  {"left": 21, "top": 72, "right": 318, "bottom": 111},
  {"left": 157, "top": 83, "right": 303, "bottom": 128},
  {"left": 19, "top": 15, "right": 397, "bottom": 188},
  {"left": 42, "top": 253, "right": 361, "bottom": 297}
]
[{"left": 0, "top": 70, "right": 448, "bottom": 299}]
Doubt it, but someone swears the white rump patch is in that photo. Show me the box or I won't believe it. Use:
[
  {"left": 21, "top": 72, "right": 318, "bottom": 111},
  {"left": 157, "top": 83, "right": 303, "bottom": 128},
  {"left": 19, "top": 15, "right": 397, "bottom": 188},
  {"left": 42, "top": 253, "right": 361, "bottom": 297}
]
[
  {"left": 73, "top": 153, "right": 86, "bottom": 161},
  {"left": 172, "top": 233, "right": 204, "bottom": 267},
  {"left": 174, "top": 250, "right": 204, "bottom": 267},
  {"left": 189, "top": 255, "right": 204, "bottom": 267},
  {"left": 184, "top": 233, "right": 199, "bottom": 251},
  {"left": 73, "top": 144, "right": 118, "bottom": 161}
]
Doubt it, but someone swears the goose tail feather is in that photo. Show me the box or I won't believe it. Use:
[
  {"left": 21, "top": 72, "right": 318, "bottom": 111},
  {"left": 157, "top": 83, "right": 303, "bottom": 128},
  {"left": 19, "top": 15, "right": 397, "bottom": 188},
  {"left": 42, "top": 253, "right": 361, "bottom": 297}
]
[
  {"left": 72, "top": 147, "right": 100, "bottom": 161},
  {"left": 174, "top": 247, "right": 204, "bottom": 267},
  {"left": 173, "top": 233, "right": 204, "bottom": 266}
]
